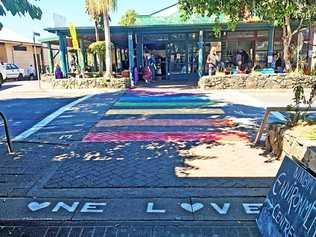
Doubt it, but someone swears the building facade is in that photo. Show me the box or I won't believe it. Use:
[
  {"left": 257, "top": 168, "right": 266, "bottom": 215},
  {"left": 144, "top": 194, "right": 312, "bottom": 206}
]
[
  {"left": 0, "top": 28, "right": 46, "bottom": 73},
  {"left": 43, "top": 4, "right": 316, "bottom": 79}
]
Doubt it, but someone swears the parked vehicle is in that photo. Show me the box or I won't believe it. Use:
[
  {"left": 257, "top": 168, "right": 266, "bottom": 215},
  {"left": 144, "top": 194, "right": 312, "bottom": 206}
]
[{"left": 0, "top": 63, "right": 25, "bottom": 85}]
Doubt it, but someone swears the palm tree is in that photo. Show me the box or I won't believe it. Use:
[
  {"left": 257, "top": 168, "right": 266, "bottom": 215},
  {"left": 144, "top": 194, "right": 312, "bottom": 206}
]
[{"left": 85, "top": 0, "right": 117, "bottom": 76}]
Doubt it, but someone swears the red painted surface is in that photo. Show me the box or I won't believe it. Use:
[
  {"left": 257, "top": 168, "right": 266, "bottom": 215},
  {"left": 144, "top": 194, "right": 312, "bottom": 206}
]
[
  {"left": 95, "top": 119, "right": 236, "bottom": 127},
  {"left": 127, "top": 88, "right": 199, "bottom": 96},
  {"left": 83, "top": 131, "right": 248, "bottom": 143}
]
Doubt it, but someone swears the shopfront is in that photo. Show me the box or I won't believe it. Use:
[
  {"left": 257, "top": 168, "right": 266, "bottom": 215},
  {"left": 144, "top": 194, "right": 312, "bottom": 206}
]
[{"left": 44, "top": 23, "right": 275, "bottom": 80}]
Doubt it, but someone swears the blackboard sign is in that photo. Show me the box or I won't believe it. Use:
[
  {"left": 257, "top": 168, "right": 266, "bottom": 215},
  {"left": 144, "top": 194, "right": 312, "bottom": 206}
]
[{"left": 257, "top": 156, "right": 316, "bottom": 237}]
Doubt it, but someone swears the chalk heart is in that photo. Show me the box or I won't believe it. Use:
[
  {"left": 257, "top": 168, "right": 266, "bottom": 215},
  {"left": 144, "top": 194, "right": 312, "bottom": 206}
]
[
  {"left": 181, "top": 203, "right": 204, "bottom": 213},
  {"left": 28, "top": 202, "right": 51, "bottom": 212}
]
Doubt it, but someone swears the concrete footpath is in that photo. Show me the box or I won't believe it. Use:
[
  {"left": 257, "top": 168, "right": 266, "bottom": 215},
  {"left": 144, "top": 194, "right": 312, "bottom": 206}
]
[{"left": 0, "top": 85, "right": 285, "bottom": 236}]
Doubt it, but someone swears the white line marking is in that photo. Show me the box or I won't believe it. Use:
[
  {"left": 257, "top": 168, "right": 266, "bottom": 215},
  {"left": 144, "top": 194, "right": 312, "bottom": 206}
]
[{"left": 13, "top": 94, "right": 95, "bottom": 141}]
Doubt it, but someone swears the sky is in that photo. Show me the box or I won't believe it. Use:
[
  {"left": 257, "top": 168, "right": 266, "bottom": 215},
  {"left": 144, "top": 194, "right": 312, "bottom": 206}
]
[{"left": 0, "top": 0, "right": 177, "bottom": 40}]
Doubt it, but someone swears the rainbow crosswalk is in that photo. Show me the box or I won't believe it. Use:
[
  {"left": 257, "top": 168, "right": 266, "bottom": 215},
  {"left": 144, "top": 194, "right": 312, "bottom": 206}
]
[{"left": 83, "top": 88, "right": 249, "bottom": 143}]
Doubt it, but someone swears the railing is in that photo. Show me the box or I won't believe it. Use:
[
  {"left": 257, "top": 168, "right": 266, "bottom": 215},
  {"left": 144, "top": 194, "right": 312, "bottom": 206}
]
[
  {"left": 0, "top": 112, "right": 13, "bottom": 153},
  {"left": 254, "top": 106, "right": 316, "bottom": 145}
]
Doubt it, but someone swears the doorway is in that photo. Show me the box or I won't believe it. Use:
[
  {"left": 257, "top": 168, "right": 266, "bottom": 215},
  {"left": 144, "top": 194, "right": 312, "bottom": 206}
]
[{"left": 166, "top": 41, "right": 199, "bottom": 80}]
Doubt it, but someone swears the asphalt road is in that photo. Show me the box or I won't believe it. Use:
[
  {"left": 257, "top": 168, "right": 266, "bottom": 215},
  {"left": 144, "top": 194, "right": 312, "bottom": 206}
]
[
  {"left": 0, "top": 81, "right": 306, "bottom": 237},
  {"left": 0, "top": 81, "right": 91, "bottom": 139}
]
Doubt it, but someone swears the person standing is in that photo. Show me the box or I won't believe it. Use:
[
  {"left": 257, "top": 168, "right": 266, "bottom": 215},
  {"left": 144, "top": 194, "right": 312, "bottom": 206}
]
[
  {"left": 148, "top": 54, "right": 157, "bottom": 81},
  {"left": 54, "top": 65, "right": 63, "bottom": 79},
  {"left": 206, "top": 48, "right": 219, "bottom": 76},
  {"left": 26, "top": 65, "right": 36, "bottom": 80}
]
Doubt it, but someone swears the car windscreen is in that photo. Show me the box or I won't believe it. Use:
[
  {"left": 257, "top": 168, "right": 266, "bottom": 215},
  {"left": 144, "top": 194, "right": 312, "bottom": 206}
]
[{"left": 11, "top": 64, "right": 18, "bottom": 69}]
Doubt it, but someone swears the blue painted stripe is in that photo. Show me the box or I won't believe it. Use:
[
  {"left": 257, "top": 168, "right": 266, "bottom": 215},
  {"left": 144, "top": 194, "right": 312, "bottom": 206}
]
[{"left": 120, "top": 96, "right": 212, "bottom": 102}]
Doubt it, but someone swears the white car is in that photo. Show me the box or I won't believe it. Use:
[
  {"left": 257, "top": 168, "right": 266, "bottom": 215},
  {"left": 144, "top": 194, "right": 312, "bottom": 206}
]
[{"left": 0, "top": 63, "right": 25, "bottom": 83}]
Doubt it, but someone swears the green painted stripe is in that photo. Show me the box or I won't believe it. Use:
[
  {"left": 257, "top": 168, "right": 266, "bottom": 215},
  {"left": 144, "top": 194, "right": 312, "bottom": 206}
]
[
  {"left": 114, "top": 101, "right": 219, "bottom": 108},
  {"left": 106, "top": 108, "right": 225, "bottom": 115}
]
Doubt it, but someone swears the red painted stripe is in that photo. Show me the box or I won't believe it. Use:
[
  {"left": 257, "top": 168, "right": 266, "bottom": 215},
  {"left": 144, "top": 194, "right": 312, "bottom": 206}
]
[
  {"left": 83, "top": 131, "right": 248, "bottom": 142},
  {"left": 95, "top": 119, "right": 236, "bottom": 127}
]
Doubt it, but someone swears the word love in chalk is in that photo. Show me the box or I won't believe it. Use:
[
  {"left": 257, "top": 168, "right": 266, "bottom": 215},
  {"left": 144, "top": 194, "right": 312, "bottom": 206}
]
[
  {"left": 27, "top": 201, "right": 263, "bottom": 215},
  {"left": 148, "top": 202, "right": 262, "bottom": 214}
]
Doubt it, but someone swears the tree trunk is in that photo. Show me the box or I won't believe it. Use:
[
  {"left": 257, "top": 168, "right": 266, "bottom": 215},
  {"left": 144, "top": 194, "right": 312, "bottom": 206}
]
[
  {"left": 283, "top": 36, "right": 292, "bottom": 72},
  {"left": 94, "top": 20, "right": 103, "bottom": 74},
  {"left": 283, "top": 16, "right": 293, "bottom": 72},
  {"left": 103, "top": 11, "right": 112, "bottom": 77},
  {"left": 94, "top": 20, "right": 100, "bottom": 41}
]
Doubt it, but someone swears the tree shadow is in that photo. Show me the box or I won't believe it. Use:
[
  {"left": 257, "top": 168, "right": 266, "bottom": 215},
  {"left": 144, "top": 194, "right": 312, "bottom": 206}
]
[{"left": 0, "top": 83, "right": 21, "bottom": 91}]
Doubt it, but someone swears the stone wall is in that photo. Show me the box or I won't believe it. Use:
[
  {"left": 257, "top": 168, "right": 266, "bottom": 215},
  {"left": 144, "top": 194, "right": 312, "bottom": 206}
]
[
  {"left": 283, "top": 130, "right": 316, "bottom": 173},
  {"left": 199, "top": 74, "right": 316, "bottom": 90},
  {"left": 41, "top": 76, "right": 131, "bottom": 89}
]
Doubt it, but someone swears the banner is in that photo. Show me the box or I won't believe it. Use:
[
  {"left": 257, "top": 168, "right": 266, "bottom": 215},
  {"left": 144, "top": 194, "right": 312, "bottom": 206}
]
[{"left": 69, "top": 22, "right": 79, "bottom": 50}]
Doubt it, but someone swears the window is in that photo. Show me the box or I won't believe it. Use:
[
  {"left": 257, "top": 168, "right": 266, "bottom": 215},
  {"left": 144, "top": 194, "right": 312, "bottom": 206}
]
[
  {"left": 274, "top": 41, "right": 283, "bottom": 51},
  {"left": 227, "top": 31, "right": 255, "bottom": 38},
  {"left": 255, "top": 51, "right": 267, "bottom": 66},
  {"left": 204, "top": 31, "right": 221, "bottom": 42},
  {"left": 11, "top": 64, "right": 18, "bottom": 69},
  {"left": 13, "top": 46, "right": 27, "bottom": 51},
  {"left": 256, "top": 41, "right": 268, "bottom": 51},
  {"left": 188, "top": 33, "right": 199, "bottom": 41},
  {"left": 143, "top": 34, "right": 169, "bottom": 42},
  {"left": 170, "top": 33, "right": 187, "bottom": 41},
  {"left": 257, "top": 31, "right": 268, "bottom": 38}
]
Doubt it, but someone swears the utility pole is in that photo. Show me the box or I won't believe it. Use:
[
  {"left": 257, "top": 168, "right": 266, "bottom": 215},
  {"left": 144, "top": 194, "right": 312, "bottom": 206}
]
[{"left": 33, "top": 32, "right": 41, "bottom": 88}]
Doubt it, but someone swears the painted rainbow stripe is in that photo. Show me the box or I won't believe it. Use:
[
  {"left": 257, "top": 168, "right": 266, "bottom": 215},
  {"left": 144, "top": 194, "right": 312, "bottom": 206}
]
[
  {"left": 95, "top": 119, "right": 236, "bottom": 127},
  {"left": 106, "top": 108, "right": 225, "bottom": 115},
  {"left": 113, "top": 101, "right": 224, "bottom": 108},
  {"left": 83, "top": 131, "right": 248, "bottom": 142},
  {"left": 119, "top": 96, "right": 212, "bottom": 102}
]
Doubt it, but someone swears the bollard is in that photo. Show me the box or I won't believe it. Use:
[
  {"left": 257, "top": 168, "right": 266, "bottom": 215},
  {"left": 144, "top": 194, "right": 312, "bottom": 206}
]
[{"left": 0, "top": 112, "right": 13, "bottom": 154}]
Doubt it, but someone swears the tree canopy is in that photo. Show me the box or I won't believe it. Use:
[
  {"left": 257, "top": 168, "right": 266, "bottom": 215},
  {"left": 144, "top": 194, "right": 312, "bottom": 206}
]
[
  {"left": 119, "top": 9, "right": 137, "bottom": 26},
  {"left": 179, "top": 0, "right": 316, "bottom": 71},
  {"left": 180, "top": 0, "right": 316, "bottom": 31},
  {"left": 0, "top": 0, "right": 42, "bottom": 29}
]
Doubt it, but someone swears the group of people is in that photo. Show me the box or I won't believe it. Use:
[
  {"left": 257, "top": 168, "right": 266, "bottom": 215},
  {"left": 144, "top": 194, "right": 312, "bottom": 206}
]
[
  {"left": 206, "top": 48, "right": 286, "bottom": 76},
  {"left": 206, "top": 48, "right": 253, "bottom": 76},
  {"left": 132, "top": 54, "right": 159, "bottom": 86}
]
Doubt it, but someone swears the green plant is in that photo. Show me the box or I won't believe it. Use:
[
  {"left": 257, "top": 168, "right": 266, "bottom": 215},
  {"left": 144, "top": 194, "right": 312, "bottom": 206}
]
[
  {"left": 119, "top": 9, "right": 137, "bottom": 26},
  {"left": 287, "top": 82, "right": 316, "bottom": 127},
  {"left": 89, "top": 41, "right": 106, "bottom": 56}
]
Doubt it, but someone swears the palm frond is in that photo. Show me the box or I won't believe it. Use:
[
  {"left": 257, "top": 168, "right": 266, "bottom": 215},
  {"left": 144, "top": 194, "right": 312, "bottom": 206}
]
[{"left": 85, "top": 0, "right": 117, "bottom": 18}]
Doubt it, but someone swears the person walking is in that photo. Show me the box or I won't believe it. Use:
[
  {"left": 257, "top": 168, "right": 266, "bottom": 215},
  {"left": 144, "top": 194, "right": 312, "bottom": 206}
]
[
  {"left": 206, "top": 48, "right": 219, "bottom": 76},
  {"left": 26, "top": 65, "right": 36, "bottom": 80}
]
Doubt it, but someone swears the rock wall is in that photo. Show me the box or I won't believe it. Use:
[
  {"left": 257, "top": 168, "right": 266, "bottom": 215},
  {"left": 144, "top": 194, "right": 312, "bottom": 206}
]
[
  {"left": 283, "top": 131, "right": 316, "bottom": 173},
  {"left": 41, "top": 76, "right": 131, "bottom": 89},
  {"left": 199, "top": 74, "right": 316, "bottom": 90}
]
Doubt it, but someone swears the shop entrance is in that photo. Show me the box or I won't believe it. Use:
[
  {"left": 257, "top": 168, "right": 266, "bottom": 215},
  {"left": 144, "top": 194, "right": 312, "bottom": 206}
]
[
  {"left": 166, "top": 41, "right": 199, "bottom": 80},
  {"left": 142, "top": 33, "right": 199, "bottom": 81}
]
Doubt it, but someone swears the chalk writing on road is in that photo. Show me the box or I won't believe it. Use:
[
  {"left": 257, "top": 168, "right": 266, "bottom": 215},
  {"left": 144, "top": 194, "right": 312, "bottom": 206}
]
[{"left": 26, "top": 201, "right": 262, "bottom": 215}]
